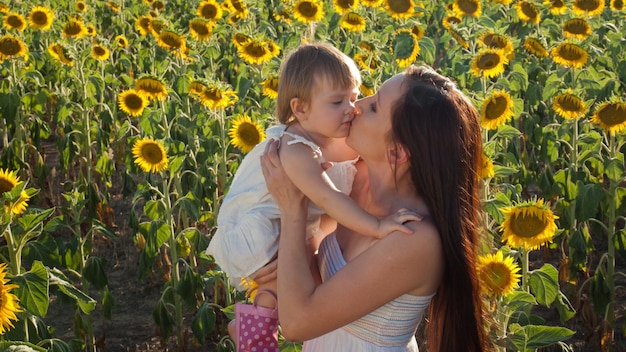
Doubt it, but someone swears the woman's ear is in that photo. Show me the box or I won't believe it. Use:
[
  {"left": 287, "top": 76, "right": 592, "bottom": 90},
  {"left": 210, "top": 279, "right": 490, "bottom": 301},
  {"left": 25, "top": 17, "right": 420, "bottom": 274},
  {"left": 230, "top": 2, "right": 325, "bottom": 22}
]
[
  {"left": 387, "top": 145, "right": 409, "bottom": 164},
  {"left": 290, "top": 97, "right": 308, "bottom": 120}
]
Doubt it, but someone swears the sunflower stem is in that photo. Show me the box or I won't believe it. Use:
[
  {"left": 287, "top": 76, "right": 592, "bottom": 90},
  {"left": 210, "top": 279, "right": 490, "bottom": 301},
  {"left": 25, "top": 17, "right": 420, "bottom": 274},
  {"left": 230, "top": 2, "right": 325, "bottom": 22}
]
[
  {"left": 164, "top": 172, "right": 184, "bottom": 349},
  {"left": 521, "top": 247, "right": 529, "bottom": 292},
  {"left": 2, "top": 220, "right": 20, "bottom": 275}
]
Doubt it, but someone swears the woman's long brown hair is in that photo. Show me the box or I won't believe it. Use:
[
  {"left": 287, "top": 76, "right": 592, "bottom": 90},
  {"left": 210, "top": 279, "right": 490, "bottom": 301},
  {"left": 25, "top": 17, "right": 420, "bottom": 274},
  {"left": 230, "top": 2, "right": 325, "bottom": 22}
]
[{"left": 391, "top": 66, "right": 491, "bottom": 352}]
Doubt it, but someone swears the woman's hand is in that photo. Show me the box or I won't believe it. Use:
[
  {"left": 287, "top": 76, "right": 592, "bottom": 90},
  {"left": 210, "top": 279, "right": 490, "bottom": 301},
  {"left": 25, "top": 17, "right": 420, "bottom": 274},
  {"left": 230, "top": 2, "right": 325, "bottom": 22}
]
[{"left": 261, "top": 139, "right": 308, "bottom": 212}]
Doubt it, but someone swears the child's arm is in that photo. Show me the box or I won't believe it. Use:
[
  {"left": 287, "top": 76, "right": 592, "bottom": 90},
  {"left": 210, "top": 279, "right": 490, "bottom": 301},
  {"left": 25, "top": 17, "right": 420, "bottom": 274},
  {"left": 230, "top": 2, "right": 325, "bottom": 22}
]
[{"left": 279, "top": 140, "right": 419, "bottom": 238}]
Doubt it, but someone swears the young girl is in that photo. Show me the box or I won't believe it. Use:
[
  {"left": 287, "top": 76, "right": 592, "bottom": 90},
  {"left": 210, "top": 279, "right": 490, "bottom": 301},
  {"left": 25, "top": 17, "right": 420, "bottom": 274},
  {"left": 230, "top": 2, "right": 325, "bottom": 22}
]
[{"left": 206, "top": 42, "right": 418, "bottom": 350}]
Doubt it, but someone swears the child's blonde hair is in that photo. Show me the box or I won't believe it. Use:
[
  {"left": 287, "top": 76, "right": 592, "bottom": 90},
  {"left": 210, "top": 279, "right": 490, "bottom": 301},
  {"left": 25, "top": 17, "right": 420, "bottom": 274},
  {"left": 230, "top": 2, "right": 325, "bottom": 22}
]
[{"left": 276, "top": 42, "right": 361, "bottom": 124}]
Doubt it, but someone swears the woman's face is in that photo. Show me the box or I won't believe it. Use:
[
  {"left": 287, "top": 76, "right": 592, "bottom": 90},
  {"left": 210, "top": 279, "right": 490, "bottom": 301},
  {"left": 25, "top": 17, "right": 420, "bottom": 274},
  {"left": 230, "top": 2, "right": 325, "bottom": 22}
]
[{"left": 347, "top": 73, "right": 405, "bottom": 159}]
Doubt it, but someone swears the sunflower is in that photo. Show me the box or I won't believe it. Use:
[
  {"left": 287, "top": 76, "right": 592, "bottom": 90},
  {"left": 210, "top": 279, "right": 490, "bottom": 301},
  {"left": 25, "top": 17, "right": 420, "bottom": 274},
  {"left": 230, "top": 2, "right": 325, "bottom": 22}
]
[
  {"left": 385, "top": 0, "right": 414, "bottom": 19},
  {"left": 360, "top": 83, "right": 374, "bottom": 97},
  {"left": 553, "top": 90, "right": 587, "bottom": 119},
  {"left": 0, "top": 168, "right": 30, "bottom": 215},
  {"left": 106, "top": 2, "right": 121, "bottom": 12},
  {"left": 494, "top": 0, "right": 513, "bottom": 5},
  {"left": 240, "top": 277, "right": 259, "bottom": 301},
  {"left": 442, "top": 14, "right": 462, "bottom": 29},
  {"left": 229, "top": 115, "right": 266, "bottom": 153},
  {"left": 479, "top": 32, "right": 514, "bottom": 59},
  {"left": 477, "top": 251, "right": 521, "bottom": 297},
  {"left": 189, "top": 80, "right": 207, "bottom": 95},
  {"left": 118, "top": 88, "right": 148, "bottom": 117},
  {"left": 573, "top": 0, "right": 605, "bottom": 16},
  {"left": 334, "top": 0, "right": 357, "bottom": 14},
  {"left": 293, "top": 0, "right": 324, "bottom": 23},
  {"left": 75, "top": 0, "right": 87, "bottom": 12},
  {"left": 523, "top": 37, "right": 548, "bottom": 57},
  {"left": 339, "top": 12, "right": 366, "bottom": 32},
  {"left": 261, "top": 77, "right": 279, "bottom": 99},
  {"left": 157, "top": 30, "right": 185, "bottom": 50},
  {"left": 453, "top": 0, "right": 481, "bottom": 17},
  {"left": 132, "top": 137, "right": 169, "bottom": 173},
  {"left": 361, "top": 0, "right": 383, "bottom": 6},
  {"left": 225, "top": 0, "right": 249, "bottom": 18},
  {"left": 0, "top": 3, "right": 8, "bottom": 14},
  {"left": 546, "top": 0, "right": 567, "bottom": 14},
  {"left": 448, "top": 28, "right": 469, "bottom": 49},
  {"left": 149, "top": 19, "right": 166, "bottom": 36},
  {"left": 358, "top": 41, "right": 375, "bottom": 53},
  {"left": 563, "top": 18, "right": 591, "bottom": 40},
  {"left": 516, "top": 1, "right": 540, "bottom": 23},
  {"left": 135, "top": 76, "right": 168, "bottom": 101},
  {"left": 0, "top": 35, "right": 28, "bottom": 62},
  {"left": 47, "top": 42, "right": 73, "bottom": 66},
  {"left": 237, "top": 39, "right": 275, "bottom": 65},
  {"left": 189, "top": 18, "right": 213, "bottom": 41},
  {"left": 152, "top": 0, "right": 165, "bottom": 11},
  {"left": 135, "top": 15, "right": 152, "bottom": 36},
  {"left": 479, "top": 152, "right": 495, "bottom": 179},
  {"left": 590, "top": 101, "right": 626, "bottom": 135},
  {"left": 114, "top": 34, "right": 129, "bottom": 47},
  {"left": 197, "top": 0, "right": 223, "bottom": 21},
  {"left": 551, "top": 42, "right": 588, "bottom": 69},
  {"left": 480, "top": 89, "right": 514, "bottom": 129},
  {"left": 91, "top": 43, "right": 109, "bottom": 61},
  {"left": 354, "top": 53, "right": 380, "bottom": 72},
  {"left": 231, "top": 33, "right": 251, "bottom": 49},
  {"left": 0, "top": 263, "right": 23, "bottom": 334},
  {"left": 610, "top": 0, "right": 624, "bottom": 10},
  {"left": 62, "top": 19, "right": 88, "bottom": 39},
  {"left": 194, "top": 86, "right": 239, "bottom": 109},
  {"left": 29, "top": 6, "right": 54, "bottom": 30},
  {"left": 391, "top": 29, "right": 420, "bottom": 68},
  {"left": 500, "top": 198, "right": 559, "bottom": 250},
  {"left": 4, "top": 12, "right": 27, "bottom": 31},
  {"left": 470, "top": 49, "right": 508, "bottom": 79}
]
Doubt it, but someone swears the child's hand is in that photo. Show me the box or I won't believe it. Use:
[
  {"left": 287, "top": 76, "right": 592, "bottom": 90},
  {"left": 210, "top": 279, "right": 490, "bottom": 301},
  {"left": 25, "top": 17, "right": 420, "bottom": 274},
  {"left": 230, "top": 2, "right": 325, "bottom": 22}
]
[{"left": 375, "top": 208, "right": 422, "bottom": 238}]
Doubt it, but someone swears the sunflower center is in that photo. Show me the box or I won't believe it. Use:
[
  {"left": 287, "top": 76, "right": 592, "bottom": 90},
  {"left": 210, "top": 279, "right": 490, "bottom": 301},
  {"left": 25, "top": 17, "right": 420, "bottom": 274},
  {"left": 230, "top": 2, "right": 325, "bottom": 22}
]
[
  {"left": 521, "top": 2, "right": 538, "bottom": 18},
  {"left": 0, "top": 38, "right": 22, "bottom": 56},
  {"left": 564, "top": 19, "right": 588, "bottom": 34},
  {"left": 575, "top": 0, "right": 601, "bottom": 11},
  {"left": 237, "top": 122, "right": 262, "bottom": 145},
  {"left": 477, "top": 53, "right": 501, "bottom": 70},
  {"left": 557, "top": 95, "right": 583, "bottom": 112},
  {"left": 231, "top": 0, "right": 246, "bottom": 12},
  {"left": 297, "top": 2, "right": 319, "bottom": 17},
  {"left": 457, "top": 0, "right": 479, "bottom": 15},
  {"left": 139, "top": 80, "right": 165, "bottom": 94},
  {"left": 160, "top": 32, "right": 183, "bottom": 48},
  {"left": 483, "top": 34, "right": 508, "bottom": 50},
  {"left": 7, "top": 15, "right": 24, "bottom": 28},
  {"left": 337, "top": 0, "right": 355, "bottom": 9},
  {"left": 614, "top": 0, "right": 624, "bottom": 10},
  {"left": 204, "top": 88, "right": 222, "bottom": 102},
  {"left": 481, "top": 263, "right": 512, "bottom": 292},
  {"left": 64, "top": 21, "right": 83, "bottom": 36},
  {"left": 558, "top": 44, "right": 584, "bottom": 61},
  {"left": 597, "top": 103, "right": 626, "bottom": 126},
  {"left": 124, "top": 94, "right": 145, "bottom": 110},
  {"left": 200, "top": 4, "right": 219, "bottom": 19},
  {"left": 141, "top": 144, "right": 165, "bottom": 164},
  {"left": 94, "top": 46, "right": 107, "bottom": 56},
  {"left": 388, "top": 0, "right": 411, "bottom": 14},
  {"left": 244, "top": 43, "right": 268, "bottom": 58},
  {"left": 345, "top": 13, "right": 363, "bottom": 25},
  {"left": 192, "top": 22, "right": 210, "bottom": 35},
  {"left": 510, "top": 212, "right": 547, "bottom": 238},
  {"left": 32, "top": 11, "right": 49, "bottom": 25},
  {"left": 485, "top": 96, "right": 508, "bottom": 120}
]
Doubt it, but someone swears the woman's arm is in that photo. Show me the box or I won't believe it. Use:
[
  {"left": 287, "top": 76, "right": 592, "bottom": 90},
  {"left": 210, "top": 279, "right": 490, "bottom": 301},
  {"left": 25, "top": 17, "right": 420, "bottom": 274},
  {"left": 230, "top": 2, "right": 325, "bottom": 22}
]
[{"left": 261, "top": 140, "right": 442, "bottom": 341}]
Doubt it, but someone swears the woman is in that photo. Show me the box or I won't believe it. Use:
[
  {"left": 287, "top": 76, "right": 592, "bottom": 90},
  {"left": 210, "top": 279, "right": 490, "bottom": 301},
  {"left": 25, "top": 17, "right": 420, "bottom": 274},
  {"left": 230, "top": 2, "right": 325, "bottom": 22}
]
[{"left": 260, "top": 65, "right": 491, "bottom": 351}]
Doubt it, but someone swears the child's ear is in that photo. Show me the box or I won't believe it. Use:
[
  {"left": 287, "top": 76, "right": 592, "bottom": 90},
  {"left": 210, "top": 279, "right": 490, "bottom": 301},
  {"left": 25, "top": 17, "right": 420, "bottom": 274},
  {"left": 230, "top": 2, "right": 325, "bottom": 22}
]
[
  {"left": 290, "top": 97, "right": 308, "bottom": 120},
  {"left": 387, "top": 145, "right": 409, "bottom": 164}
]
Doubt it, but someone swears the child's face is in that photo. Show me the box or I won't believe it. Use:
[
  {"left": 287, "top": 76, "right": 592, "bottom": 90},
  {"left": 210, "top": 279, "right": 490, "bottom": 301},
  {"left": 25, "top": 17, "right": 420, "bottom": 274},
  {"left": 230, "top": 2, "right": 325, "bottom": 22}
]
[{"left": 300, "top": 75, "right": 359, "bottom": 139}]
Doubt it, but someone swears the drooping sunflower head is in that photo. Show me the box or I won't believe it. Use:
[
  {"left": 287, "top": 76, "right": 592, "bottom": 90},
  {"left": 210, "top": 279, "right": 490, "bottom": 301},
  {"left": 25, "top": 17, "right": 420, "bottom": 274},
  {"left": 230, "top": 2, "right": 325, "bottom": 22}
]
[
  {"left": 480, "top": 89, "right": 514, "bottom": 129},
  {"left": 4, "top": 12, "right": 27, "bottom": 31},
  {"left": 551, "top": 42, "right": 588, "bottom": 69},
  {"left": 573, "top": 0, "right": 605, "bottom": 16},
  {"left": 151, "top": 0, "right": 165, "bottom": 12},
  {"left": 453, "top": 0, "right": 481, "bottom": 17},
  {"left": 339, "top": 12, "right": 366, "bottom": 32},
  {"left": 523, "top": 37, "right": 549, "bottom": 57},
  {"left": 0, "top": 35, "right": 28, "bottom": 62},
  {"left": 149, "top": 18, "right": 166, "bottom": 36},
  {"left": 354, "top": 53, "right": 380, "bottom": 72},
  {"left": 29, "top": 6, "right": 54, "bottom": 30},
  {"left": 478, "top": 152, "right": 495, "bottom": 179},
  {"left": 132, "top": 137, "right": 169, "bottom": 173},
  {"left": 91, "top": 43, "right": 110, "bottom": 61},
  {"left": 360, "top": 82, "right": 374, "bottom": 97},
  {"left": 135, "top": 15, "right": 152, "bottom": 36},
  {"left": 442, "top": 14, "right": 462, "bottom": 29},
  {"left": 448, "top": 28, "right": 469, "bottom": 49},
  {"left": 118, "top": 88, "right": 149, "bottom": 117},
  {"left": 516, "top": 1, "right": 540, "bottom": 23},
  {"left": 552, "top": 90, "right": 587, "bottom": 119},
  {"left": 333, "top": 0, "right": 357, "bottom": 14},
  {"left": 477, "top": 251, "right": 521, "bottom": 297},
  {"left": 479, "top": 32, "right": 514, "bottom": 58},
  {"left": 546, "top": 0, "right": 567, "bottom": 14},
  {"left": 390, "top": 29, "right": 420, "bottom": 68},
  {"left": 293, "top": 0, "right": 324, "bottom": 23},
  {"left": 410, "top": 24, "right": 425, "bottom": 40},
  {"left": 0, "top": 168, "right": 31, "bottom": 215},
  {"left": 194, "top": 85, "right": 239, "bottom": 109},
  {"left": 261, "top": 76, "right": 279, "bottom": 99},
  {"left": 236, "top": 39, "right": 275, "bottom": 65},
  {"left": 106, "top": 1, "right": 121, "bottom": 12},
  {"left": 62, "top": 19, "right": 88, "bottom": 39},
  {"left": 189, "top": 80, "right": 208, "bottom": 95},
  {"left": 114, "top": 34, "right": 129, "bottom": 47},
  {"left": 0, "top": 263, "right": 23, "bottom": 334},
  {"left": 197, "top": 0, "right": 223, "bottom": 21},
  {"left": 470, "top": 49, "right": 508, "bottom": 79},
  {"left": 47, "top": 42, "right": 73, "bottom": 66},
  {"left": 0, "top": 3, "right": 9, "bottom": 14},
  {"left": 189, "top": 18, "right": 213, "bottom": 41},
  {"left": 135, "top": 76, "right": 168, "bottom": 101},
  {"left": 228, "top": 114, "right": 266, "bottom": 153},
  {"left": 590, "top": 100, "right": 626, "bottom": 135},
  {"left": 157, "top": 30, "right": 185, "bottom": 50},
  {"left": 500, "top": 198, "right": 559, "bottom": 250},
  {"left": 385, "top": 0, "right": 414, "bottom": 19},
  {"left": 563, "top": 18, "right": 591, "bottom": 40},
  {"left": 226, "top": 0, "right": 249, "bottom": 17}
]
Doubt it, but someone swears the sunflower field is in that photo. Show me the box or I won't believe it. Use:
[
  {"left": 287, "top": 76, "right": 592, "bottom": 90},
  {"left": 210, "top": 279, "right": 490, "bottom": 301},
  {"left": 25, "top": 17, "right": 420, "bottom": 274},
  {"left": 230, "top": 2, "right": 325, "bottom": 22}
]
[{"left": 1, "top": 0, "right": 625, "bottom": 350}]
